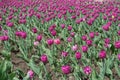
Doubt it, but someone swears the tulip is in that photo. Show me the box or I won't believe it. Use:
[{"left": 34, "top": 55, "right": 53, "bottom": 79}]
[
  {"left": 47, "top": 39, "right": 54, "bottom": 46},
  {"left": 36, "top": 13, "right": 41, "bottom": 19},
  {"left": 70, "top": 32, "right": 75, "bottom": 37},
  {"left": 0, "top": 26, "right": 2, "bottom": 31},
  {"left": 61, "top": 65, "right": 71, "bottom": 74},
  {"left": 67, "top": 37, "right": 72, "bottom": 42},
  {"left": 7, "top": 22, "right": 14, "bottom": 27},
  {"left": 15, "top": 31, "right": 27, "bottom": 39},
  {"left": 102, "top": 24, "right": 110, "bottom": 31},
  {"left": 83, "top": 66, "right": 92, "bottom": 75},
  {"left": 54, "top": 38, "right": 61, "bottom": 45},
  {"left": 72, "top": 44, "right": 78, "bottom": 51},
  {"left": 89, "top": 32, "right": 94, "bottom": 39},
  {"left": 0, "top": 36, "right": 9, "bottom": 41},
  {"left": 60, "top": 24, "right": 65, "bottom": 29},
  {"left": 99, "top": 50, "right": 106, "bottom": 59},
  {"left": 36, "top": 35, "right": 42, "bottom": 41},
  {"left": 40, "top": 54, "right": 48, "bottom": 63},
  {"left": 27, "top": 70, "right": 34, "bottom": 79},
  {"left": 51, "top": 30, "right": 56, "bottom": 36},
  {"left": 104, "top": 38, "right": 110, "bottom": 44},
  {"left": 61, "top": 51, "right": 68, "bottom": 57},
  {"left": 115, "top": 41, "right": 120, "bottom": 49},
  {"left": 86, "top": 40, "right": 92, "bottom": 46},
  {"left": 20, "top": 32, "right": 27, "bottom": 39},
  {"left": 68, "top": 25, "right": 72, "bottom": 31},
  {"left": 75, "top": 52, "right": 82, "bottom": 60},
  {"left": 32, "top": 27, "right": 37, "bottom": 33},
  {"left": 34, "top": 41, "right": 39, "bottom": 46},
  {"left": 81, "top": 35, "right": 87, "bottom": 41},
  {"left": 82, "top": 45, "right": 88, "bottom": 52}
]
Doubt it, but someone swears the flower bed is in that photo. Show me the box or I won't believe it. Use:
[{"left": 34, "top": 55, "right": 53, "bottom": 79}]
[{"left": 0, "top": 0, "right": 120, "bottom": 80}]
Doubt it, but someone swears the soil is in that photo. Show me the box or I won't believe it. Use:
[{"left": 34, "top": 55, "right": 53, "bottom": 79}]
[{"left": 11, "top": 52, "right": 29, "bottom": 74}]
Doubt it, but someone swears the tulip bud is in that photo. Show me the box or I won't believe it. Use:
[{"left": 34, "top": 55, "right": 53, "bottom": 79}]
[
  {"left": 54, "top": 38, "right": 61, "bottom": 45},
  {"left": 40, "top": 54, "right": 48, "bottom": 63},
  {"left": 99, "top": 50, "right": 106, "bottom": 59},
  {"left": 83, "top": 66, "right": 92, "bottom": 75},
  {"left": 36, "top": 35, "right": 42, "bottom": 41},
  {"left": 27, "top": 70, "right": 34, "bottom": 79},
  {"left": 61, "top": 65, "right": 71, "bottom": 74},
  {"left": 47, "top": 39, "right": 54, "bottom": 46},
  {"left": 82, "top": 45, "right": 88, "bottom": 52},
  {"left": 75, "top": 52, "right": 82, "bottom": 60}
]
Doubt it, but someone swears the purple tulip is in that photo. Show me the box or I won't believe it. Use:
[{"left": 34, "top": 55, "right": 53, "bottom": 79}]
[
  {"left": 68, "top": 25, "right": 72, "bottom": 31},
  {"left": 54, "top": 38, "right": 61, "bottom": 45},
  {"left": 70, "top": 32, "right": 75, "bottom": 37},
  {"left": 81, "top": 35, "right": 87, "bottom": 41},
  {"left": 86, "top": 40, "right": 92, "bottom": 46},
  {"left": 40, "top": 54, "right": 48, "bottom": 63},
  {"left": 15, "top": 31, "right": 27, "bottom": 39},
  {"left": 36, "top": 35, "right": 42, "bottom": 41},
  {"left": 32, "top": 27, "right": 37, "bottom": 33},
  {"left": 103, "top": 16, "right": 107, "bottom": 20},
  {"left": 3, "top": 30, "right": 8, "bottom": 35},
  {"left": 20, "top": 32, "right": 27, "bottom": 39},
  {"left": 83, "top": 66, "right": 92, "bottom": 75},
  {"left": 104, "top": 43, "right": 109, "bottom": 48},
  {"left": 102, "top": 24, "right": 110, "bottom": 31},
  {"left": 95, "top": 32, "right": 99, "bottom": 36},
  {"left": 72, "top": 44, "right": 78, "bottom": 51},
  {"left": 71, "top": 15, "right": 76, "bottom": 19},
  {"left": 114, "top": 41, "right": 120, "bottom": 49},
  {"left": 0, "top": 36, "right": 9, "bottom": 41},
  {"left": 104, "top": 38, "right": 110, "bottom": 44},
  {"left": 48, "top": 26, "right": 55, "bottom": 32},
  {"left": 19, "top": 19, "right": 26, "bottom": 24},
  {"left": 27, "top": 70, "right": 34, "bottom": 79},
  {"left": 99, "top": 50, "right": 106, "bottom": 59},
  {"left": 60, "top": 24, "right": 65, "bottom": 29},
  {"left": 89, "top": 32, "right": 94, "bottom": 39},
  {"left": 75, "top": 52, "right": 82, "bottom": 60},
  {"left": 82, "top": 45, "right": 88, "bottom": 52},
  {"left": 67, "top": 37, "right": 72, "bottom": 42},
  {"left": 0, "top": 26, "right": 2, "bottom": 31},
  {"left": 7, "top": 22, "right": 14, "bottom": 27},
  {"left": 61, "top": 65, "right": 71, "bottom": 74},
  {"left": 47, "top": 39, "right": 54, "bottom": 46},
  {"left": 75, "top": 18, "right": 83, "bottom": 24},
  {"left": 51, "top": 30, "right": 56, "bottom": 36},
  {"left": 36, "top": 13, "right": 41, "bottom": 19},
  {"left": 61, "top": 51, "right": 68, "bottom": 57}
]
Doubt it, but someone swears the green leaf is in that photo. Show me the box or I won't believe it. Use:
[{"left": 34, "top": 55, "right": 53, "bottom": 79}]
[
  {"left": 0, "top": 50, "right": 11, "bottom": 60},
  {"left": 91, "top": 70, "right": 97, "bottom": 80},
  {"left": 27, "top": 59, "right": 40, "bottom": 75},
  {"left": 114, "top": 62, "right": 120, "bottom": 76},
  {"left": 16, "top": 69, "right": 25, "bottom": 78},
  {"left": 9, "top": 72, "right": 16, "bottom": 80},
  {"left": 13, "top": 77, "right": 20, "bottom": 80},
  {"left": 23, "top": 74, "right": 29, "bottom": 80},
  {"left": 106, "top": 68, "right": 112, "bottom": 75}
]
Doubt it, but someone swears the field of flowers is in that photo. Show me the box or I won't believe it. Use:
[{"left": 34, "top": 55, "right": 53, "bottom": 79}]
[{"left": 0, "top": 0, "right": 120, "bottom": 80}]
